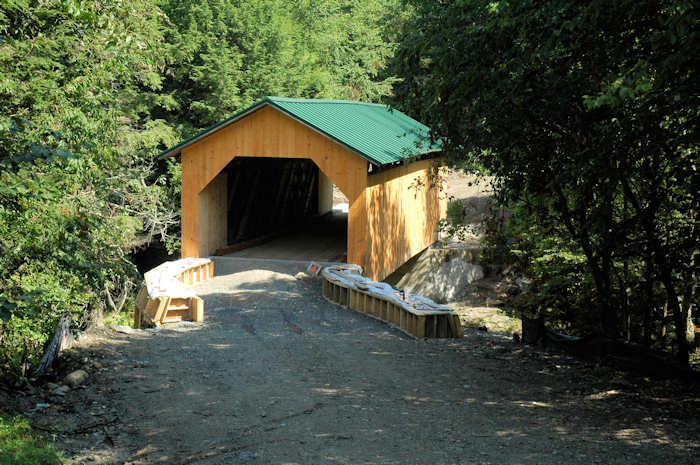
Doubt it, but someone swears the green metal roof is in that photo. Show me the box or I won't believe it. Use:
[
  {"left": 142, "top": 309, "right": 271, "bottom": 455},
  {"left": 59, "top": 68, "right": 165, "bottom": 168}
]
[{"left": 157, "top": 96, "right": 440, "bottom": 166}]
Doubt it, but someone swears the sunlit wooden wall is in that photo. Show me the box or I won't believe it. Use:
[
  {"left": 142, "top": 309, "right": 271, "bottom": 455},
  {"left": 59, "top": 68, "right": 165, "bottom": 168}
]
[
  {"left": 179, "top": 104, "right": 446, "bottom": 281},
  {"left": 365, "top": 159, "right": 447, "bottom": 281}
]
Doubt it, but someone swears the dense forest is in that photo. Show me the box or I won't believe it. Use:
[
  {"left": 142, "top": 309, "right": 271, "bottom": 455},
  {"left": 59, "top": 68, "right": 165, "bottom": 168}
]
[{"left": 0, "top": 0, "right": 697, "bottom": 382}]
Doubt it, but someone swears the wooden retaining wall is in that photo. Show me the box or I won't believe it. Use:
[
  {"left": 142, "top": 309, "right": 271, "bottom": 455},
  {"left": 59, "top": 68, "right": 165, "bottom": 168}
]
[
  {"left": 134, "top": 258, "right": 213, "bottom": 328},
  {"left": 321, "top": 265, "right": 463, "bottom": 339}
]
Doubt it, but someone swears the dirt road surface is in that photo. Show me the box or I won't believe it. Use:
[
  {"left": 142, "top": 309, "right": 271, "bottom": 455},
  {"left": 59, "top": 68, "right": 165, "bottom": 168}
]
[{"left": 30, "top": 258, "right": 699, "bottom": 464}]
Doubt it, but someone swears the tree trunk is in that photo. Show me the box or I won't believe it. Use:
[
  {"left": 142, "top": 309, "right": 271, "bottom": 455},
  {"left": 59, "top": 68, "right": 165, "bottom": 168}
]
[
  {"left": 35, "top": 312, "right": 72, "bottom": 376},
  {"left": 552, "top": 184, "right": 617, "bottom": 338},
  {"left": 685, "top": 304, "right": 694, "bottom": 348},
  {"left": 642, "top": 252, "right": 653, "bottom": 347},
  {"left": 619, "top": 177, "right": 688, "bottom": 365},
  {"left": 661, "top": 281, "right": 689, "bottom": 366}
]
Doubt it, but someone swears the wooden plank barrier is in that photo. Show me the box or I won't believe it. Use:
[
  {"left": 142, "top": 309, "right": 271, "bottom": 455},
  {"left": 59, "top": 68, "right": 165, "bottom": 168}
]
[
  {"left": 321, "top": 264, "right": 463, "bottom": 339},
  {"left": 134, "top": 258, "right": 213, "bottom": 328}
]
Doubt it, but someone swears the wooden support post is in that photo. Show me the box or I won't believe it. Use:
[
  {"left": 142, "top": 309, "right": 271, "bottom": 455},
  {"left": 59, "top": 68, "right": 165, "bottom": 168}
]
[
  {"left": 303, "top": 167, "right": 318, "bottom": 215},
  {"left": 451, "top": 314, "right": 464, "bottom": 338},
  {"left": 190, "top": 296, "right": 204, "bottom": 322},
  {"left": 415, "top": 315, "right": 426, "bottom": 338},
  {"left": 437, "top": 316, "right": 448, "bottom": 338},
  {"left": 134, "top": 306, "right": 142, "bottom": 329}
]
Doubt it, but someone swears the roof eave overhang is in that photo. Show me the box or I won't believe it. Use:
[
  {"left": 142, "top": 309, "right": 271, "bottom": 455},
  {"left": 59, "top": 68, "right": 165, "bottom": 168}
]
[
  {"left": 157, "top": 100, "right": 269, "bottom": 160},
  {"left": 157, "top": 100, "right": 381, "bottom": 166},
  {"left": 156, "top": 99, "right": 439, "bottom": 167}
]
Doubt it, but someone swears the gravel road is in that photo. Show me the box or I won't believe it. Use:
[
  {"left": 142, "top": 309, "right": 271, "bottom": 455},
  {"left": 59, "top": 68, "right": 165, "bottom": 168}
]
[{"left": 48, "top": 257, "right": 698, "bottom": 464}]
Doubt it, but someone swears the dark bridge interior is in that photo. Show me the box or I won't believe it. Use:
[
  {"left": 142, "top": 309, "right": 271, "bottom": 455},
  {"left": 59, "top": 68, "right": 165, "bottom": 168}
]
[{"left": 224, "top": 157, "right": 319, "bottom": 245}]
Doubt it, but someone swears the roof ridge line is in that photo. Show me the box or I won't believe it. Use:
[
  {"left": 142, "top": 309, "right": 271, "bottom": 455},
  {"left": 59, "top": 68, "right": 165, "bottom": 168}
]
[{"left": 266, "top": 96, "right": 389, "bottom": 108}]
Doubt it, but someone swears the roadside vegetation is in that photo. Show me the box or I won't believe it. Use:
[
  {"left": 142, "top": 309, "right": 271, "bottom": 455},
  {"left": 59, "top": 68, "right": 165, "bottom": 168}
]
[
  {"left": 392, "top": 0, "right": 698, "bottom": 368},
  {"left": 0, "top": 412, "right": 62, "bottom": 465}
]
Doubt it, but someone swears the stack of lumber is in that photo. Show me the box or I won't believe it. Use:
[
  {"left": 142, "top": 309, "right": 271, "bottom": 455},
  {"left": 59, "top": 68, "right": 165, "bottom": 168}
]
[
  {"left": 134, "top": 258, "right": 213, "bottom": 328},
  {"left": 321, "top": 264, "right": 463, "bottom": 338}
]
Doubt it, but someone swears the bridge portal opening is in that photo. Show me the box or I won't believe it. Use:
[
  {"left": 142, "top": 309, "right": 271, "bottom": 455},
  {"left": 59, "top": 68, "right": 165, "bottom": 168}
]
[{"left": 215, "top": 156, "right": 348, "bottom": 262}]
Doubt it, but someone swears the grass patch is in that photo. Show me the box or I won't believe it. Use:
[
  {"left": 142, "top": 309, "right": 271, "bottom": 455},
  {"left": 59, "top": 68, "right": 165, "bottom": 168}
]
[
  {"left": 0, "top": 412, "right": 62, "bottom": 465},
  {"left": 104, "top": 309, "right": 134, "bottom": 327}
]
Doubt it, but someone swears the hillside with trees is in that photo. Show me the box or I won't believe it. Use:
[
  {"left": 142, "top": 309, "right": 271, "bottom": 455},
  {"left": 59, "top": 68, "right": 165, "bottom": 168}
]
[{"left": 0, "top": 0, "right": 405, "bottom": 380}]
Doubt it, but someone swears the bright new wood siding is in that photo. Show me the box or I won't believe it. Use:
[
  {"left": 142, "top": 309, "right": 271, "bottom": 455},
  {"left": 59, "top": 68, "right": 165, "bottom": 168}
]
[
  {"left": 179, "top": 103, "right": 446, "bottom": 280},
  {"left": 365, "top": 159, "right": 447, "bottom": 281},
  {"left": 181, "top": 105, "right": 368, "bottom": 266}
]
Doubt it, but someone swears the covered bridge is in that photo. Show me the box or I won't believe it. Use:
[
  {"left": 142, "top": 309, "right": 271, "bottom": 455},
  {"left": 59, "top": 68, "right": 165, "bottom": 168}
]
[{"left": 159, "top": 97, "right": 446, "bottom": 281}]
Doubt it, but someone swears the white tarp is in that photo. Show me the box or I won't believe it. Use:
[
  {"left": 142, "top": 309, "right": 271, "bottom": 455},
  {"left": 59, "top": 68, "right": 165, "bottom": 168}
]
[{"left": 321, "top": 264, "right": 455, "bottom": 316}]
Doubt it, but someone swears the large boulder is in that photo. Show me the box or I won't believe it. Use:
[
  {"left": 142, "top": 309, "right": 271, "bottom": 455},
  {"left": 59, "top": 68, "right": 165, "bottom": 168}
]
[
  {"left": 64, "top": 369, "right": 88, "bottom": 388},
  {"left": 395, "top": 247, "right": 484, "bottom": 303}
]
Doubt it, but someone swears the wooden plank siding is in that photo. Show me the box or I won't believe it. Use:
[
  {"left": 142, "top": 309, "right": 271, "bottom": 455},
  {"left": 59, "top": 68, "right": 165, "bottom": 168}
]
[
  {"left": 180, "top": 103, "right": 446, "bottom": 280},
  {"left": 197, "top": 172, "right": 227, "bottom": 259},
  {"left": 181, "top": 104, "right": 368, "bottom": 264},
  {"left": 365, "top": 159, "right": 447, "bottom": 281}
]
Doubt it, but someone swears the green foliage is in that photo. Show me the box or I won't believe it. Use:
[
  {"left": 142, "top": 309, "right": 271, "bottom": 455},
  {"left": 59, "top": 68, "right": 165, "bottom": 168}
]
[
  {"left": 151, "top": 0, "right": 404, "bottom": 243},
  {"left": 0, "top": 0, "right": 405, "bottom": 379},
  {"left": 0, "top": 413, "right": 62, "bottom": 465},
  {"left": 393, "top": 0, "right": 698, "bottom": 364},
  {"left": 299, "top": 0, "right": 406, "bottom": 101},
  {"left": 0, "top": 0, "right": 177, "bottom": 377},
  {"left": 156, "top": 0, "right": 404, "bottom": 135}
]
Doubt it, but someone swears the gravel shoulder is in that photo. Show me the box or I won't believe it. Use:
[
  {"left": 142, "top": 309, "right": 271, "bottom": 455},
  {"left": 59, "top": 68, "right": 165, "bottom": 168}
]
[{"left": 4, "top": 258, "right": 697, "bottom": 465}]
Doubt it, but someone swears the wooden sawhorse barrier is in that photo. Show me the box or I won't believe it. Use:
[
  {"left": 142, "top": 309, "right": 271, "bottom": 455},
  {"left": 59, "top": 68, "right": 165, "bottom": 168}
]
[{"left": 321, "top": 264, "right": 463, "bottom": 338}]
